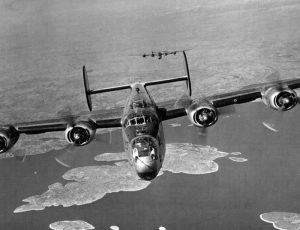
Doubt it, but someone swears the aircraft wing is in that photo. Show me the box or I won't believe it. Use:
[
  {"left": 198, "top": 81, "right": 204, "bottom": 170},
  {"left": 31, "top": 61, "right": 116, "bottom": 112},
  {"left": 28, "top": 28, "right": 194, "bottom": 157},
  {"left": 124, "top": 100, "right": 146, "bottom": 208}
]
[
  {"left": 14, "top": 107, "right": 123, "bottom": 135},
  {"left": 159, "top": 78, "right": 300, "bottom": 121}
]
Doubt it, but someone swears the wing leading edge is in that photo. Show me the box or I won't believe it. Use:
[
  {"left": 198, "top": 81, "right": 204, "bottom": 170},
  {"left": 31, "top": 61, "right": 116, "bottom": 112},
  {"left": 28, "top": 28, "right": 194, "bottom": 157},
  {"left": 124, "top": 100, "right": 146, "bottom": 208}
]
[
  {"left": 160, "top": 78, "right": 300, "bottom": 121},
  {"left": 14, "top": 107, "right": 123, "bottom": 135}
]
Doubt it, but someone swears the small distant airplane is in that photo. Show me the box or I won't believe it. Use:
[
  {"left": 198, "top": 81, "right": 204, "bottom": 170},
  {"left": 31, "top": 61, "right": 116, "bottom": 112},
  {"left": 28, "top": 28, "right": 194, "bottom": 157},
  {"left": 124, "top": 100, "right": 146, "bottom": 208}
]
[
  {"left": 0, "top": 51, "right": 300, "bottom": 180},
  {"left": 141, "top": 50, "right": 183, "bottom": 59}
]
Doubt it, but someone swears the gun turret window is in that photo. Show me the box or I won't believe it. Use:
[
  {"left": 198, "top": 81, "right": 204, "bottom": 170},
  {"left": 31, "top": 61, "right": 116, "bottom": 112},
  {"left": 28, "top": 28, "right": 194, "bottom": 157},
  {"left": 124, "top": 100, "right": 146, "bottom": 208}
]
[{"left": 131, "top": 136, "right": 158, "bottom": 158}]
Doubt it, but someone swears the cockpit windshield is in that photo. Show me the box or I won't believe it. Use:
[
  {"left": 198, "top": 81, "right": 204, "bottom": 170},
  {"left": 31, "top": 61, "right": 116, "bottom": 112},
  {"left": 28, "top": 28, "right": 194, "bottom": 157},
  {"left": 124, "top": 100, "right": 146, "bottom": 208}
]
[
  {"left": 132, "top": 136, "right": 158, "bottom": 159},
  {"left": 124, "top": 115, "right": 152, "bottom": 128}
]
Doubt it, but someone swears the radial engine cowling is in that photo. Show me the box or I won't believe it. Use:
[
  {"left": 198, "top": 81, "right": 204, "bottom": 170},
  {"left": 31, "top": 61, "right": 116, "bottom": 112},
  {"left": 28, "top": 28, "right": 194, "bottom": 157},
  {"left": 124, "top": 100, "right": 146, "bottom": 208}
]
[
  {"left": 262, "top": 87, "right": 298, "bottom": 111},
  {"left": 65, "top": 121, "right": 96, "bottom": 146},
  {"left": 186, "top": 99, "right": 218, "bottom": 128},
  {"left": 0, "top": 126, "right": 20, "bottom": 153}
]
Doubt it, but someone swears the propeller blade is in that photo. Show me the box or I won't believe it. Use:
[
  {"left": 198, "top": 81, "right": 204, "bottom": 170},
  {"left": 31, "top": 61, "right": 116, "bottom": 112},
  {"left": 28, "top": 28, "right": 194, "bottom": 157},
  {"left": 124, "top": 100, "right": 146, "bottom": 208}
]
[
  {"left": 265, "top": 69, "right": 280, "bottom": 82},
  {"left": 265, "top": 68, "right": 285, "bottom": 90},
  {"left": 56, "top": 106, "right": 77, "bottom": 126},
  {"left": 13, "top": 149, "right": 27, "bottom": 163},
  {"left": 175, "top": 94, "right": 193, "bottom": 109},
  {"left": 55, "top": 156, "right": 71, "bottom": 168},
  {"left": 262, "top": 110, "right": 283, "bottom": 133},
  {"left": 54, "top": 146, "right": 77, "bottom": 168},
  {"left": 218, "top": 105, "right": 237, "bottom": 118},
  {"left": 197, "top": 127, "right": 208, "bottom": 145}
]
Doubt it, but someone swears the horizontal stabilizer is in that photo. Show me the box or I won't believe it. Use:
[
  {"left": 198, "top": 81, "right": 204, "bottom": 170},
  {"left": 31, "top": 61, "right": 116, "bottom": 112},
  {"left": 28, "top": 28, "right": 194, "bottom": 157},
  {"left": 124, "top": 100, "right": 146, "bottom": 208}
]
[
  {"left": 144, "top": 76, "right": 189, "bottom": 87},
  {"left": 89, "top": 84, "right": 132, "bottom": 95}
]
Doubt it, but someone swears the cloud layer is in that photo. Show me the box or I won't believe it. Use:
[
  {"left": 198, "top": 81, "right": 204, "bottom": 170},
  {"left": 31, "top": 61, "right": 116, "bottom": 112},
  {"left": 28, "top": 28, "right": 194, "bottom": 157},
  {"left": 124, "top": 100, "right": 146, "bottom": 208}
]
[{"left": 228, "top": 157, "right": 248, "bottom": 162}]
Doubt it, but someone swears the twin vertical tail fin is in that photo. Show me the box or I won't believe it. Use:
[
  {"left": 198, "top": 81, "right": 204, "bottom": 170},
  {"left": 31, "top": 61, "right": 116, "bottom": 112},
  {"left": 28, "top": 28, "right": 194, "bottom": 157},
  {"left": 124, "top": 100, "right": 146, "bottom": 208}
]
[
  {"left": 82, "top": 50, "right": 192, "bottom": 111},
  {"left": 83, "top": 66, "right": 93, "bottom": 111},
  {"left": 182, "top": 50, "right": 192, "bottom": 96}
]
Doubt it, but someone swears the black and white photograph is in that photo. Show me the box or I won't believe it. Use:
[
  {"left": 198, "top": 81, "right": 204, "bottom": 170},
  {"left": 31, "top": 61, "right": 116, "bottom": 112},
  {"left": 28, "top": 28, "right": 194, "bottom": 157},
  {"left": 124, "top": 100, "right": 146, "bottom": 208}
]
[{"left": 0, "top": 0, "right": 300, "bottom": 229}]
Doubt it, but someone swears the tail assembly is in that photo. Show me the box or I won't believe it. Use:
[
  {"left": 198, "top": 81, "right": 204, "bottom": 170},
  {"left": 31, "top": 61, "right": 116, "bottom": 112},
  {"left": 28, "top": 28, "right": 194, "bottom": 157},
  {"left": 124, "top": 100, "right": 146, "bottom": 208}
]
[{"left": 82, "top": 51, "right": 192, "bottom": 111}]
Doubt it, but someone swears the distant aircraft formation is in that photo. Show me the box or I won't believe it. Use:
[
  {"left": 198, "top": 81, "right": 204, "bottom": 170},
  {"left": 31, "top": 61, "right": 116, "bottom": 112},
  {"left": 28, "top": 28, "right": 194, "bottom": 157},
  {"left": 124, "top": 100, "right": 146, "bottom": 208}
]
[
  {"left": 132, "top": 49, "right": 191, "bottom": 59},
  {"left": 1, "top": 50, "right": 300, "bottom": 180},
  {"left": 141, "top": 50, "right": 181, "bottom": 59}
]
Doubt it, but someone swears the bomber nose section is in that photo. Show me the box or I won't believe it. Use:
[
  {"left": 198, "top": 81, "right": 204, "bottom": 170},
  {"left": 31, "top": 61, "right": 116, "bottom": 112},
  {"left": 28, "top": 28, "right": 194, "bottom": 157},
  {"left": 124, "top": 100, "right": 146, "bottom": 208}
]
[
  {"left": 137, "top": 171, "right": 158, "bottom": 181},
  {"left": 130, "top": 135, "right": 161, "bottom": 180},
  {"left": 135, "top": 156, "right": 159, "bottom": 180}
]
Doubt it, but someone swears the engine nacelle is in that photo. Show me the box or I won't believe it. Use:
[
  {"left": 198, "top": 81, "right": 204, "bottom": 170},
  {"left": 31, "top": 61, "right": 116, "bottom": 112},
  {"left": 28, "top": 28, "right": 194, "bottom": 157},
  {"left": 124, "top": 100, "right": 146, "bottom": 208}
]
[
  {"left": 186, "top": 99, "right": 218, "bottom": 127},
  {"left": 0, "top": 126, "right": 20, "bottom": 153},
  {"left": 262, "top": 87, "right": 298, "bottom": 111},
  {"left": 65, "top": 121, "right": 96, "bottom": 146}
]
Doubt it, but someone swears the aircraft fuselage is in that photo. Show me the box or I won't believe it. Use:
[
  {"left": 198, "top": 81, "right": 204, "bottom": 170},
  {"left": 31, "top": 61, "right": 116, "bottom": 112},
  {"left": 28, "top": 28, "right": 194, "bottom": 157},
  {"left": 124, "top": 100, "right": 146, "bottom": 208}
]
[{"left": 121, "top": 83, "right": 165, "bottom": 180}]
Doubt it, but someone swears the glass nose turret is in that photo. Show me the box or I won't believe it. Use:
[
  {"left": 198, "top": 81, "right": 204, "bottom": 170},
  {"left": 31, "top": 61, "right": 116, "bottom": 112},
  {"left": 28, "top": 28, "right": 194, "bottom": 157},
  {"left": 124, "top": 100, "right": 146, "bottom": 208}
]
[
  {"left": 131, "top": 135, "right": 160, "bottom": 180},
  {"left": 135, "top": 156, "right": 159, "bottom": 180}
]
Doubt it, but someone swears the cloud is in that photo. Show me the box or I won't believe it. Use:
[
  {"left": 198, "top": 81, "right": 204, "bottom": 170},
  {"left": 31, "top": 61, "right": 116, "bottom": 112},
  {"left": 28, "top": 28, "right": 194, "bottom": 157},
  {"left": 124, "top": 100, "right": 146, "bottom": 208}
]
[
  {"left": 14, "top": 143, "right": 235, "bottom": 213},
  {"left": 94, "top": 152, "right": 128, "bottom": 162},
  {"left": 49, "top": 220, "right": 94, "bottom": 230},
  {"left": 231, "top": 152, "right": 242, "bottom": 156},
  {"left": 228, "top": 157, "right": 248, "bottom": 162},
  {"left": 110, "top": 226, "right": 120, "bottom": 230},
  {"left": 260, "top": 212, "right": 300, "bottom": 230},
  {"left": 168, "top": 123, "right": 181, "bottom": 127},
  {"left": 158, "top": 227, "right": 167, "bottom": 230}
]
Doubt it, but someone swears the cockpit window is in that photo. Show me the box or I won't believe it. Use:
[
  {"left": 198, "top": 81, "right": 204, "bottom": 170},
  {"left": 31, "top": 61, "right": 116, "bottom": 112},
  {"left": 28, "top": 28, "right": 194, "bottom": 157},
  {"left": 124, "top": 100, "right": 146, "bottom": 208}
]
[
  {"left": 137, "top": 117, "right": 145, "bottom": 125},
  {"left": 130, "top": 119, "right": 136, "bottom": 126},
  {"left": 132, "top": 136, "right": 157, "bottom": 158},
  {"left": 145, "top": 116, "right": 151, "bottom": 123},
  {"left": 125, "top": 115, "right": 152, "bottom": 128}
]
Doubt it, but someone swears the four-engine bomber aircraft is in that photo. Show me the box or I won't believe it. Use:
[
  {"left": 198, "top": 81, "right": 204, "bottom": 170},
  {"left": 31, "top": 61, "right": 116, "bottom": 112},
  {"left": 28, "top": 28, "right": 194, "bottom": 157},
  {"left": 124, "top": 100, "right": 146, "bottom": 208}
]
[{"left": 1, "top": 51, "right": 300, "bottom": 180}]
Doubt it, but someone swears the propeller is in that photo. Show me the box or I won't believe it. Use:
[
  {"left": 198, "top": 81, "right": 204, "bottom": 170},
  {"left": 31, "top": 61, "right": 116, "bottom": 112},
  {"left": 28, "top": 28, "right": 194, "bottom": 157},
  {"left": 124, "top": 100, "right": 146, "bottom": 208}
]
[
  {"left": 261, "top": 70, "right": 299, "bottom": 132},
  {"left": 54, "top": 106, "right": 83, "bottom": 168},
  {"left": 176, "top": 94, "right": 236, "bottom": 145},
  {"left": 54, "top": 106, "right": 107, "bottom": 168},
  {"left": 262, "top": 71, "right": 281, "bottom": 132}
]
